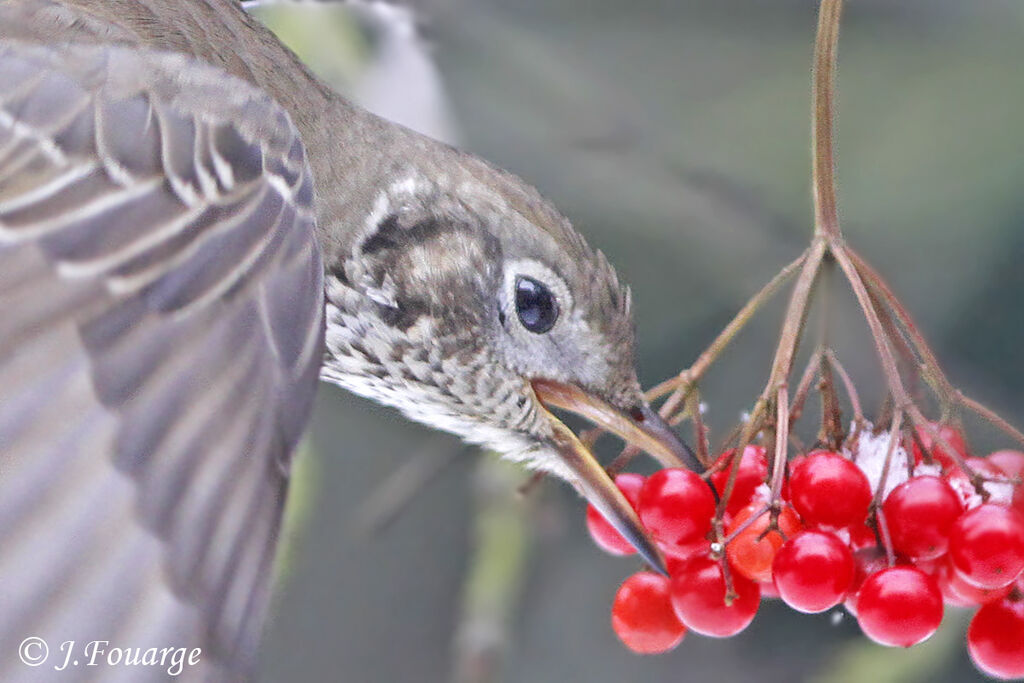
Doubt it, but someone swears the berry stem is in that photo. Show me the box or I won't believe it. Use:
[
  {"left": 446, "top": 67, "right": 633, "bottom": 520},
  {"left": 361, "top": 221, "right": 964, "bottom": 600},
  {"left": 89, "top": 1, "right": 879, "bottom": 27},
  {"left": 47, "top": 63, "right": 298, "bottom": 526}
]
[
  {"left": 871, "top": 409, "right": 904, "bottom": 509},
  {"left": 957, "top": 392, "right": 1024, "bottom": 450},
  {"left": 847, "top": 246, "right": 958, "bottom": 402},
  {"left": 874, "top": 506, "right": 897, "bottom": 568},
  {"left": 817, "top": 348, "right": 845, "bottom": 450},
  {"left": 690, "top": 390, "right": 712, "bottom": 468},
  {"left": 824, "top": 348, "right": 865, "bottom": 428},
  {"left": 811, "top": 0, "right": 844, "bottom": 240},
  {"left": 649, "top": 249, "right": 810, "bottom": 417},
  {"left": 788, "top": 346, "right": 824, "bottom": 428},
  {"left": 721, "top": 503, "right": 771, "bottom": 546},
  {"left": 770, "top": 384, "right": 791, "bottom": 502}
]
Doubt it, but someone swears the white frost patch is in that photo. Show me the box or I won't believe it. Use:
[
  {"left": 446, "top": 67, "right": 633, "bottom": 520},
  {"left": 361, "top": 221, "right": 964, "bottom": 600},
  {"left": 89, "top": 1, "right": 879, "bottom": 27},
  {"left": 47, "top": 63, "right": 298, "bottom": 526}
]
[
  {"left": 946, "top": 475, "right": 984, "bottom": 510},
  {"left": 752, "top": 483, "right": 772, "bottom": 503},
  {"left": 845, "top": 424, "right": 912, "bottom": 500},
  {"left": 914, "top": 463, "right": 943, "bottom": 477}
]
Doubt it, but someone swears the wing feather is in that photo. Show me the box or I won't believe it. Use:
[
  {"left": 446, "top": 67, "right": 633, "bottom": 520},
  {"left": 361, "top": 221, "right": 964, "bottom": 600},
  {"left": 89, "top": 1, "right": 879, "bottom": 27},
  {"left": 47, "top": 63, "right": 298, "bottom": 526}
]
[{"left": 0, "top": 39, "right": 324, "bottom": 682}]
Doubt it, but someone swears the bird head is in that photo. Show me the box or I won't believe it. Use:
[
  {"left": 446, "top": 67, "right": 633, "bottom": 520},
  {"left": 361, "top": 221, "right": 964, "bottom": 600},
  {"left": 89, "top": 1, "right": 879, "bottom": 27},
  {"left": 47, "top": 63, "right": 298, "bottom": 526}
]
[{"left": 322, "top": 147, "right": 699, "bottom": 571}]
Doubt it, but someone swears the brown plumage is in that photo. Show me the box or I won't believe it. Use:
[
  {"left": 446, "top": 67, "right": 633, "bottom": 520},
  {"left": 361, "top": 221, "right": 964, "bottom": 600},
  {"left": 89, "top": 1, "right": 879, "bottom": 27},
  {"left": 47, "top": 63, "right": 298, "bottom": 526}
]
[{"left": 0, "top": 1, "right": 696, "bottom": 679}]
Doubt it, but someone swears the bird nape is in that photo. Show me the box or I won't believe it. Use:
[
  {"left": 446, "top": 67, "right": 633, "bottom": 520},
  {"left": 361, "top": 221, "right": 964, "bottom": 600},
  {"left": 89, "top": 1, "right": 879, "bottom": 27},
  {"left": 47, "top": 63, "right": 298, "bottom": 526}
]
[{"left": 0, "top": 0, "right": 698, "bottom": 678}]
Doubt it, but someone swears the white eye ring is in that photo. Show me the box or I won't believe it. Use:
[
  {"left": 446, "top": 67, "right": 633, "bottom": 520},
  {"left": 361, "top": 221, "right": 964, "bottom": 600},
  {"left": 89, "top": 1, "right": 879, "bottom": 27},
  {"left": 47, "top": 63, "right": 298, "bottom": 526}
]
[{"left": 502, "top": 259, "right": 572, "bottom": 331}]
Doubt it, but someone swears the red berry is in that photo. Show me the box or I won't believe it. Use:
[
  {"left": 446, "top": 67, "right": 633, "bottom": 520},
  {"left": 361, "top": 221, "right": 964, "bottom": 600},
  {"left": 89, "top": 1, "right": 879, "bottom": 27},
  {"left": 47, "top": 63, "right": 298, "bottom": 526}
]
[
  {"left": 968, "top": 596, "right": 1024, "bottom": 679},
  {"left": 711, "top": 445, "right": 769, "bottom": 516},
  {"left": 669, "top": 556, "right": 761, "bottom": 637},
  {"left": 845, "top": 548, "right": 890, "bottom": 616},
  {"left": 611, "top": 572, "right": 687, "bottom": 654},
  {"left": 662, "top": 540, "right": 713, "bottom": 569},
  {"left": 935, "top": 556, "right": 1012, "bottom": 607},
  {"left": 789, "top": 452, "right": 872, "bottom": 528},
  {"left": 846, "top": 522, "right": 878, "bottom": 551},
  {"left": 586, "top": 473, "right": 646, "bottom": 555},
  {"left": 949, "top": 503, "right": 1024, "bottom": 590},
  {"left": 856, "top": 566, "right": 944, "bottom": 647},
  {"left": 725, "top": 504, "right": 802, "bottom": 583},
  {"left": 911, "top": 422, "right": 968, "bottom": 469},
  {"left": 882, "top": 476, "right": 963, "bottom": 561},
  {"left": 989, "top": 450, "right": 1024, "bottom": 479},
  {"left": 772, "top": 530, "right": 855, "bottom": 613},
  {"left": 639, "top": 468, "right": 715, "bottom": 550}
]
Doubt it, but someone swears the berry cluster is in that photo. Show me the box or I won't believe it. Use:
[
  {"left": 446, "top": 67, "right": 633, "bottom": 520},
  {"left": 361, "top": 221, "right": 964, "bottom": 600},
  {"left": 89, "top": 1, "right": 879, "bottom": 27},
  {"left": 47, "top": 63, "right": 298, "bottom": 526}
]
[{"left": 587, "top": 427, "right": 1024, "bottom": 679}]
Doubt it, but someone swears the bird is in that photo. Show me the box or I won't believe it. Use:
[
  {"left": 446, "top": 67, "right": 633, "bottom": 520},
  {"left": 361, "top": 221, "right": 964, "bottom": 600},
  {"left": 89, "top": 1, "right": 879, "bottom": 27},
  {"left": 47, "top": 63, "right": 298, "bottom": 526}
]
[{"left": 0, "top": 0, "right": 698, "bottom": 679}]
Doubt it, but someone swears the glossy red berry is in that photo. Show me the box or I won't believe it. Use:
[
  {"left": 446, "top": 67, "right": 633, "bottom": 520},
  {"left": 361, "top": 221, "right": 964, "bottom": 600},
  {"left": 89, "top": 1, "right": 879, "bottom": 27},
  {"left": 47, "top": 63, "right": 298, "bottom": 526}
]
[
  {"left": 586, "top": 473, "right": 645, "bottom": 556},
  {"left": 711, "top": 445, "right": 769, "bottom": 516},
  {"left": 949, "top": 503, "right": 1024, "bottom": 590},
  {"left": 935, "top": 556, "right": 1012, "bottom": 607},
  {"left": 968, "top": 596, "right": 1024, "bottom": 679},
  {"left": 669, "top": 556, "right": 761, "bottom": 637},
  {"left": 639, "top": 468, "right": 715, "bottom": 550},
  {"left": 772, "top": 530, "right": 855, "bottom": 613},
  {"left": 789, "top": 452, "right": 872, "bottom": 528},
  {"left": 725, "top": 504, "right": 802, "bottom": 583},
  {"left": 845, "top": 548, "right": 890, "bottom": 616},
  {"left": 882, "top": 476, "right": 963, "bottom": 561},
  {"left": 855, "top": 566, "right": 944, "bottom": 647},
  {"left": 911, "top": 422, "right": 968, "bottom": 469},
  {"left": 611, "top": 572, "right": 687, "bottom": 654},
  {"left": 846, "top": 522, "right": 878, "bottom": 551}
]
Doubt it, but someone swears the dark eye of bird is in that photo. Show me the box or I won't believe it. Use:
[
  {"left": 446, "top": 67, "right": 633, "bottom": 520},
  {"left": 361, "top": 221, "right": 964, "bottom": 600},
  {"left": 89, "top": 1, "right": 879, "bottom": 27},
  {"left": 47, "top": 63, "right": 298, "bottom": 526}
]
[{"left": 514, "top": 276, "right": 559, "bottom": 333}]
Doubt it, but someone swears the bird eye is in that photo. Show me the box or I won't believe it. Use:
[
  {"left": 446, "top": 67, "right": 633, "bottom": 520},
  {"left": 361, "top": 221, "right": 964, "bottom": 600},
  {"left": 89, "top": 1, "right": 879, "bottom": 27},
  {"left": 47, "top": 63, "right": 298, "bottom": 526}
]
[{"left": 514, "top": 276, "right": 559, "bottom": 333}]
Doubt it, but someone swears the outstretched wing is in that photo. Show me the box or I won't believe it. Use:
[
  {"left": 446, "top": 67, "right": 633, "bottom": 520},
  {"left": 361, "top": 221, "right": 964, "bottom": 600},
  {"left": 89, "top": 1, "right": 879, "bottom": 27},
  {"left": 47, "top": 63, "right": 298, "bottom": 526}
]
[{"left": 0, "top": 40, "right": 323, "bottom": 681}]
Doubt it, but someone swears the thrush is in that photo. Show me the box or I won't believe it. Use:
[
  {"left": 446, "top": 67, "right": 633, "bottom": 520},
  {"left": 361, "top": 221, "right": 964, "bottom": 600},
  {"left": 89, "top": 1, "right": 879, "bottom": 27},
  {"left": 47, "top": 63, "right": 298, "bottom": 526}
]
[{"left": 0, "top": 0, "right": 698, "bottom": 679}]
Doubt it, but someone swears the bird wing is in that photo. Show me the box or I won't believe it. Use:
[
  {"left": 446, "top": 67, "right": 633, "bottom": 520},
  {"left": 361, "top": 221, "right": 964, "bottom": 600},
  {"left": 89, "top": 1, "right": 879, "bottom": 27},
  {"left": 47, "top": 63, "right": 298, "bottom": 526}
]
[{"left": 0, "top": 39, "right": 324, "bottom": 681}]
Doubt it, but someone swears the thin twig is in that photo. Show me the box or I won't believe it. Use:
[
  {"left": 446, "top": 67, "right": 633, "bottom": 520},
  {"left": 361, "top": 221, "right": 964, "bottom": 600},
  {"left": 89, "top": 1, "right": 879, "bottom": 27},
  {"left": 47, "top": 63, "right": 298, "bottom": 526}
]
[
  {"left": 690, "top": 390, "right": 713, "bottom": 468},
  {"left": 957, "top": 392, "right": 1024, "bottom": 449},
  {"left": 847, "top": 246, "right": 957, "bottom": 401},
  {"left": 653, "top": 250, "right": 810, "bottom": 417},
  {"left": 788, "top": 346, "right": 824, "bottom": 426},
  {"left": 825, "top": 349, "right": 865, "bottom": 425}
]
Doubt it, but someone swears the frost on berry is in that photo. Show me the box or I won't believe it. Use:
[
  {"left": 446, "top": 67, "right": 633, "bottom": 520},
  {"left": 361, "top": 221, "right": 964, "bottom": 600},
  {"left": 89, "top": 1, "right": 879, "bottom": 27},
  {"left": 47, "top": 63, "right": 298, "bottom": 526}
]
[{"left": 845, "top": 424, "right": 912, "bottom": 500}]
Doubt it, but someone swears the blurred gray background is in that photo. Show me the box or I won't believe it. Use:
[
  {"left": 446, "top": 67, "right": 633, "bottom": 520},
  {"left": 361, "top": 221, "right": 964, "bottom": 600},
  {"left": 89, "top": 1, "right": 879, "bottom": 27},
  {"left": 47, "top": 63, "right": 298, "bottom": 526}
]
[{"left": 252, "top": 2, "right": 1024, "bottom": 681}]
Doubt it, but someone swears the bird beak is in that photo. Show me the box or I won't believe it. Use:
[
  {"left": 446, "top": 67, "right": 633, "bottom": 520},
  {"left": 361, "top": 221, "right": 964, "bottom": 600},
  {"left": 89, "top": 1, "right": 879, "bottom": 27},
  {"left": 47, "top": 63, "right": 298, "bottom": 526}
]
[
  {"left": 531, "top": 379, "right": 701, "bottom": 470},
  {"left": 531, "top": 379, "right": 703, "bottom": 575}
]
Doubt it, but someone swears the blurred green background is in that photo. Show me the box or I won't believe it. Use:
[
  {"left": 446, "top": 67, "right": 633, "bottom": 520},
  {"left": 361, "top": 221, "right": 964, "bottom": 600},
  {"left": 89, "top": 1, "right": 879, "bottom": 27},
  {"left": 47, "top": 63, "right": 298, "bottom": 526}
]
[{"left": 252, "top": 2, "right": 1024, "bottom": 681}]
